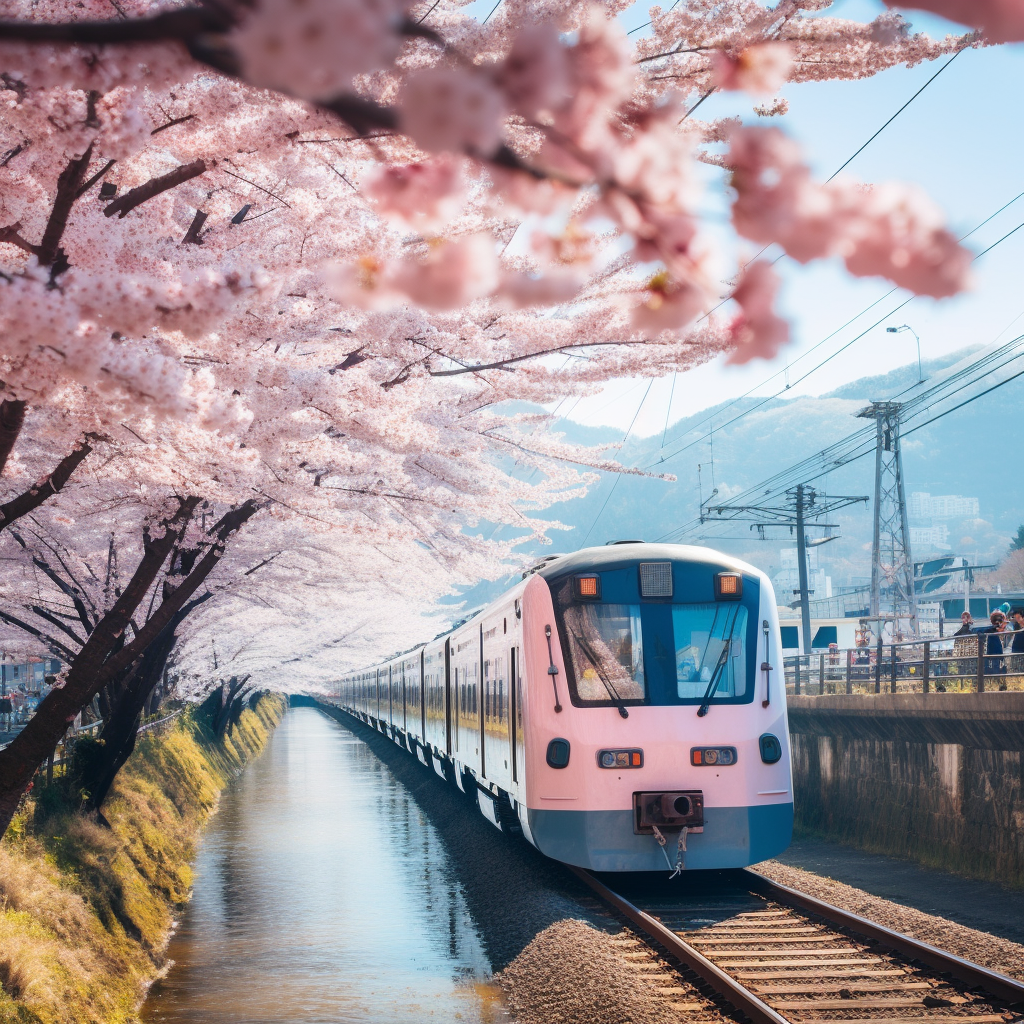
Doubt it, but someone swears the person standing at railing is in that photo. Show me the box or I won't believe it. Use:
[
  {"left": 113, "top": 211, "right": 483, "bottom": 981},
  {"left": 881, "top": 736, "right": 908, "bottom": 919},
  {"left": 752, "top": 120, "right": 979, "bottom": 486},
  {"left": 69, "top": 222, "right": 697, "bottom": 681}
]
[
  {"left": 953, "top": 611, "right": 974, "bottom": 682},
  {"left": 1011, "top": 608, "right": 1024, "bottom": 674},
  {"left": 978, "top": 611, "right": 1008, "bottom": 680}
]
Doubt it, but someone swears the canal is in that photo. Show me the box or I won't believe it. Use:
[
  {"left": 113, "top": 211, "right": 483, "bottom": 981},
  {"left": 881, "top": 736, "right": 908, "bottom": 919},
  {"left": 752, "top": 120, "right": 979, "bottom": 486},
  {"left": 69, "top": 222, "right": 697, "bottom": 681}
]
[{"left": 142, "top": 707, "right": 508, "bottom": 1024}]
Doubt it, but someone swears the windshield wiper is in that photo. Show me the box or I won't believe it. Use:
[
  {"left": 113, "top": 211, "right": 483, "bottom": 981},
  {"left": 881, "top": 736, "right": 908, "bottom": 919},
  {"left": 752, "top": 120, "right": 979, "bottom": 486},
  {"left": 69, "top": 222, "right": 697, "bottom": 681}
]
[
  {"left": 571, "top": 629, "right": 630, "bottom": 718},
  {"left": 697, "top": 640, "right": 730, "bottom": 718}
]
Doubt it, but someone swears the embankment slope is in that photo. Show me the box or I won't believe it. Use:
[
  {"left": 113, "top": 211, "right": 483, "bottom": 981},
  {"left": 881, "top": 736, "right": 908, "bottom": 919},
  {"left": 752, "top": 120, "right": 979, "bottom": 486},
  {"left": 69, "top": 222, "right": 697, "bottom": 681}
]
[{"left": 0, "top": 693, "right": 286, "bottom": 1024}]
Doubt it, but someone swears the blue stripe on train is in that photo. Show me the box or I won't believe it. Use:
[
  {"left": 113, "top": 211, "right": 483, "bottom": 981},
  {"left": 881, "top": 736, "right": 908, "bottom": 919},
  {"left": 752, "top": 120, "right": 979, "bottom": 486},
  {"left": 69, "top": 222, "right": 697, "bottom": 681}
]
[{"left": 527, "top": 802, "right": 793, "bottom": 872}]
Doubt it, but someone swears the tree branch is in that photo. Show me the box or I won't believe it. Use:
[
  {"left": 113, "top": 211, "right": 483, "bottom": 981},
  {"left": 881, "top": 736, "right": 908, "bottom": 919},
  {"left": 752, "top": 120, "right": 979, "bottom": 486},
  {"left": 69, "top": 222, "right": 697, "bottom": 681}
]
[
  {"left": 103, "top": 159, "right": 207, "bottom": 218},
  {"left": 0, "top": 6, "right": 232, "bottom": 44},
  {"left": 0, "top": 223, "right": 40, "bottom": 256},
  {"left": 0, "top": 607, "right": 76, "bottom": 660},
  {"left": 181, "top": 209, "right": 208, "bottom": 245},
  {"left": 0, "top": 432, "right": 104, "bottom": 532},
  {"left": 29, "top": 604, "right": 85, "bottom": 647},
  {"left": 38, "top": 143, "right": 94, "bottom": 267}
]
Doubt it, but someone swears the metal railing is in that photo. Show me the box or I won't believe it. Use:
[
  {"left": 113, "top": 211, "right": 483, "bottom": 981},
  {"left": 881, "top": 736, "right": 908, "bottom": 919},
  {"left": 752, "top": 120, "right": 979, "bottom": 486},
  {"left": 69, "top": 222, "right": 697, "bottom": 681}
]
[{"left": 784, "top": 634, "right": 1024, "bottom": 695}]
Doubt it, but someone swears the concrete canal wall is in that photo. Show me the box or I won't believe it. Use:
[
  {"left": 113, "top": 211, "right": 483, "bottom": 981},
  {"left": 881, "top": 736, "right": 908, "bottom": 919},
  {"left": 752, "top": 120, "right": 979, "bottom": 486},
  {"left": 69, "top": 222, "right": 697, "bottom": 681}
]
[{"left": 788, "top": 693, "right": 1024, "bottom": 886}]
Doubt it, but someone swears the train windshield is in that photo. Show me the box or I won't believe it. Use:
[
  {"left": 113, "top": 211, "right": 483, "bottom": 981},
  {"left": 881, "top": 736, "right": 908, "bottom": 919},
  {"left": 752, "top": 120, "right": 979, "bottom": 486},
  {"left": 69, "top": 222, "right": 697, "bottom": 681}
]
[
  {"left": 551, "top": 568, "right": 757, "bottom": 708},
  {"left": 563, "top": 603, "right": 646, "bottom": 703},
  {"left": 672, "top": 603, "right": 748, "bottom": 700}
]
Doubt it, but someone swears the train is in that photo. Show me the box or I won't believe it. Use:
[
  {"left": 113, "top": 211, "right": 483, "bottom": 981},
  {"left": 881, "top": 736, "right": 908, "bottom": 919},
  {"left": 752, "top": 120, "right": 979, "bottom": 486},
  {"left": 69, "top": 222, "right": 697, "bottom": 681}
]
[{"left": 332, "top": 542, "right": 794, "bottom": 872}]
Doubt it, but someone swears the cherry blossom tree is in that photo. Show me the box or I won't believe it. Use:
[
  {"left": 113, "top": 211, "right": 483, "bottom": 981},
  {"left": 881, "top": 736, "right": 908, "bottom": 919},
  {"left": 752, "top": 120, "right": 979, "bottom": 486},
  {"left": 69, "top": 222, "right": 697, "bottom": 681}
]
[{"left": 0, "top": 0, "right": 996, "bottom": 834}]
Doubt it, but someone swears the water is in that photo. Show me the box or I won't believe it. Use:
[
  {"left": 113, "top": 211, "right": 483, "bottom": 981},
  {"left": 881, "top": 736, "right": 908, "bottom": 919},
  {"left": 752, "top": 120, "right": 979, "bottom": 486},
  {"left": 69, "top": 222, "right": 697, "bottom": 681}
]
[{"left": 143, "top": 708, "right": 507, "bottom": 1024}]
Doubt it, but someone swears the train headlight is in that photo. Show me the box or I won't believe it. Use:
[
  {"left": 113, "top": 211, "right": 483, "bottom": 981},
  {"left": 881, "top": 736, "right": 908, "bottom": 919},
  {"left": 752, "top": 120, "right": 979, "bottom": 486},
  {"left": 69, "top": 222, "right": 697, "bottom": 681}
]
[
  {"left": 597, "top": 748, "right": 643, "bottom": 768},
  {"left": 691, "top": 746, "right": 737, "bottom": 766}
]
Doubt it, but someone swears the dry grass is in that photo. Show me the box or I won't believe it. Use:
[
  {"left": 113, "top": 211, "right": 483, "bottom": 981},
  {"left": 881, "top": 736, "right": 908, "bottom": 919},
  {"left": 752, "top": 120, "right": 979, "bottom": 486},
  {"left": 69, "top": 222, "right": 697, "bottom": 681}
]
[{"left": 0, "top": 694, "right": 286, "bottom": 1024}]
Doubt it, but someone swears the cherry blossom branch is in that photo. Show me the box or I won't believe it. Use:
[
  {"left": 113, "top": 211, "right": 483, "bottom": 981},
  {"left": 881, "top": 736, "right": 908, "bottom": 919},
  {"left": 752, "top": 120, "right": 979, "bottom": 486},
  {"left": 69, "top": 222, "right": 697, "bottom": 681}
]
[
  {"left": 0, "top": 432, "right": 105, "bottom": 532},
  {"left": 0, "top": 6, "right": 232, "bottom": 44},
  {"left": 28, "top": 603, "right": 85, "bottom": 647},
  {"left": 0, "top": 607, "right": 76, "bottom": 660},
  {"left": 103, "top": 159, "right": 208, "bottom": 219},
  {"left": 38, "top": 142, "right": 93, "bottom": 266},
  {"left": 427, "top": 339, "right": 655, "bottom": 377}
]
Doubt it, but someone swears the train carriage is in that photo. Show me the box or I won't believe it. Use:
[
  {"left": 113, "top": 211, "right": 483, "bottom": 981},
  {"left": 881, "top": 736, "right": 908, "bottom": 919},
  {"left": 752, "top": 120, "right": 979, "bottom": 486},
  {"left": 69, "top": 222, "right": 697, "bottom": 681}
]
[{"left": 334, "top": 543, "right": 793, "bottom": 872}]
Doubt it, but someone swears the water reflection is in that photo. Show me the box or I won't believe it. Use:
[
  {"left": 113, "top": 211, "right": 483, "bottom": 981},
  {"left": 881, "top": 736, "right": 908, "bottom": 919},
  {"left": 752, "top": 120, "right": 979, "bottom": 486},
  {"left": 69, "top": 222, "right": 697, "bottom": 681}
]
[{"left": 143, "top": 708, "right": 507, "bottom": 1024}]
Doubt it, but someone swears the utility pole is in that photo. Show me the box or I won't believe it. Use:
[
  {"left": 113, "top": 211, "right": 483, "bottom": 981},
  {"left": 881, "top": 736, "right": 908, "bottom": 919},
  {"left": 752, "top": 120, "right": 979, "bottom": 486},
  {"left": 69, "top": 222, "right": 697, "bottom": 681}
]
[
  {"left": 795, "top": 485, "right": 812, "bottom": 656},
  {"left": 858, "top": 401, "right": 919, "bottom": 637},
  {"left": 703, "top": 486, "right": 868, "bottom": 655}
]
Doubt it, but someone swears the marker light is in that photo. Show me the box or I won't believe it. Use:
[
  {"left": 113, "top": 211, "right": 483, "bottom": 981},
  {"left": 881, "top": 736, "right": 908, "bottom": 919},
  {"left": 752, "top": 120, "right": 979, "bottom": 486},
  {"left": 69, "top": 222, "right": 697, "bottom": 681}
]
[
  {"left": 597, "top": 748, "right": 644, "bottom": 769},
  {"left": 691, "top": 746, "right": 737, "bottom": 766},
  {"left": 575, "top": 575, "right": 601, "bottom": 600},
  {"left": 715, "top": 572, "right": 743, "bottom": 600}
]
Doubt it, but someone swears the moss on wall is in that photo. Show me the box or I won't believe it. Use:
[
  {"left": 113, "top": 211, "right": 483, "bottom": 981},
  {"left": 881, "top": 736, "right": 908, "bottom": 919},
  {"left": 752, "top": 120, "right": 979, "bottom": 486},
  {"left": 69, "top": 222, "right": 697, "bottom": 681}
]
[{"left": 0, "top": 693, "right": 286, "bottom": 1024}]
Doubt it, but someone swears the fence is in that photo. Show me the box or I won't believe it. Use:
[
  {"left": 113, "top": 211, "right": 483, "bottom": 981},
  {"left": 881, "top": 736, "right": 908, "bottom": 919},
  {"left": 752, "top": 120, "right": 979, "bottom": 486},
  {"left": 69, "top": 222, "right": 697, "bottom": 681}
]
[{"left": 785, "top": 634, "right": 1024, "bottom": 696}]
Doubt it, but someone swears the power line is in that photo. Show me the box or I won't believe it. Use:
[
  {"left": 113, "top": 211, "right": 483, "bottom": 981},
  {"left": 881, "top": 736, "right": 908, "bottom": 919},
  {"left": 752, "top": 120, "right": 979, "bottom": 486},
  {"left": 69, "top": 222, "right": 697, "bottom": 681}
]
[
  {"left": 579, "top": 378, "right": 655, "bottom": 546},
  {"left": 645, "top": 179, "right": 1024, "bottom": 470},
  {"left": 664, "top": 332, "right": 1024, "bottom": 543},
  {"left": 826, "top": 48, "right": 965, "bottom": 182}
]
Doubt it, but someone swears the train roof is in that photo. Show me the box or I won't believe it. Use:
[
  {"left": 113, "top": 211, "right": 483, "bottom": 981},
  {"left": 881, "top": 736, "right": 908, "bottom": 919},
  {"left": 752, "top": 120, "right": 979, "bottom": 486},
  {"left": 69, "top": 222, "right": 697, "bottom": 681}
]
[{"left": 526, "top": 542, "right": 764, "bottom": 581}]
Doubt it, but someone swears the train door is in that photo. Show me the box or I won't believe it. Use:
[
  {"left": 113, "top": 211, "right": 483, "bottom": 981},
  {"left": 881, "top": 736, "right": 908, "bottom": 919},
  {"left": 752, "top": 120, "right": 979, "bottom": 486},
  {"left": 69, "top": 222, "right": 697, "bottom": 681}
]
[
  {"left": 510, "top": 647, "right": 518, "bottom": 783},
  {"left": 444, "top": 639, "right": 452, "bottom": 755},
  {"left": 513, "top": 644, "right": 524, "bottom": 789},
  {"left": 479, "top": 623, "right": 486, "bottom": 779}
]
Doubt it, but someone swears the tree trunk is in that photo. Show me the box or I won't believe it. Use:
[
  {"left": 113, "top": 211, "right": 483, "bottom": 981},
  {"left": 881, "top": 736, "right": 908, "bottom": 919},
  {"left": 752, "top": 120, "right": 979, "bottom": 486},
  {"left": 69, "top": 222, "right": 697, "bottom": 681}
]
[
  {"left": 0, "top": 498, "right": 258, "bottom": 838},
  {"left": 81, "top": 618, "right": 181, "bottom": 811},
  {"left": 0, "top": 498, "right": 198, "bottom": 836},
  {"left": 213, "top": 675, "right": 250, "bottom": 737},
  {"left": 79, "top": 592, "right": 208, "bottom": 812}
]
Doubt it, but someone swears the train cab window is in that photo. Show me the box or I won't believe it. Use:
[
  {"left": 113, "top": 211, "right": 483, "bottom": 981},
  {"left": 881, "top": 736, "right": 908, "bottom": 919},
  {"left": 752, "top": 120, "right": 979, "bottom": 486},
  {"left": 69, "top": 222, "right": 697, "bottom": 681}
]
[
  {"left": 672, "top": 603, "right": 748, "bottom": 700},
  {"left": 562, "top": 602, "right": 646, "bottom": 703}
]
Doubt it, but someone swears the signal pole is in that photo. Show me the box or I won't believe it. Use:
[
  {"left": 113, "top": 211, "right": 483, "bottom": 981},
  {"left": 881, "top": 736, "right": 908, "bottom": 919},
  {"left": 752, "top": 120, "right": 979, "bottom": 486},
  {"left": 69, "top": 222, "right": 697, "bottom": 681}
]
[
  {"left": 703, "top": 486, "right": 868, "bottom": 654},
  {"left": 858, "top": 401, "right": 918, "bottom": 637},
  {"left": 795, "top": 485, "right": 812, "bottom": 658}
]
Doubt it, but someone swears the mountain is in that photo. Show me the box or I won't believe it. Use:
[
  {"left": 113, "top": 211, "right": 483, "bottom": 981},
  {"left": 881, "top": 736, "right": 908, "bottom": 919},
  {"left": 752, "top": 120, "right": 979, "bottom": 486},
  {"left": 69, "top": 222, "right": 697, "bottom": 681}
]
[{"left": 443, "top": 347, "right": 1024, "bottom": 614}]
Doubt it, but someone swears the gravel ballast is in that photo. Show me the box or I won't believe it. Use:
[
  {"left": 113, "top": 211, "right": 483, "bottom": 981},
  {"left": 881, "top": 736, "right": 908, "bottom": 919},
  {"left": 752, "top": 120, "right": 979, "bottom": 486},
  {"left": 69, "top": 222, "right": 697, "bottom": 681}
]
[
  {"left": 497, "top": 919, "right": 708, "bottom": 1024},
  {"left": 756, "top": 859, "right": 1024, "bottom": 981}
]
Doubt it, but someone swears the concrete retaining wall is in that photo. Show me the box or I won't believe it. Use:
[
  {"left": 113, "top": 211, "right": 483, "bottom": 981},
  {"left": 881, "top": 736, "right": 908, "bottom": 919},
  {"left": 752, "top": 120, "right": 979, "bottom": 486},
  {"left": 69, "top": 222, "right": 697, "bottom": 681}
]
[{"left": 788, "top": 693, "right": 1024, "bottom": 886}]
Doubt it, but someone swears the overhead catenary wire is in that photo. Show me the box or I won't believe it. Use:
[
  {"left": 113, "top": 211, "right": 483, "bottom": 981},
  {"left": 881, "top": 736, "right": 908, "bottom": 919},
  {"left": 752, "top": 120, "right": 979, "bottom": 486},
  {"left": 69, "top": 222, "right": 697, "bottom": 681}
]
[
  {"left": 644, "top": 179, "right": 1024, "bottom": 471},
  {"left": 579, "top": 377, "right": 656, "bottom": 546},
  {"left": 656, "top": 330, "right": 1024, "bottom": 543}
]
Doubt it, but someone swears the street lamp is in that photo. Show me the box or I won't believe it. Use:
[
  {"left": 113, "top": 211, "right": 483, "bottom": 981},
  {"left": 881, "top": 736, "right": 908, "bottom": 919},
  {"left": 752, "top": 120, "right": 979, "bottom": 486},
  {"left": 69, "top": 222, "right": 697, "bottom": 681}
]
[{"left": 886, "top": 324, "right": 924, "bottom": 384}]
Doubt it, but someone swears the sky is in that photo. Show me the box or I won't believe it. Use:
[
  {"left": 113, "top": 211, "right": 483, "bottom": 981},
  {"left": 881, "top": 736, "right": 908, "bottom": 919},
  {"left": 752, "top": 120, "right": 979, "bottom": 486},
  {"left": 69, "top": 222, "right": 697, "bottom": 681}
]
[{"left": 553, "top": 0, "right": 1024, "bottom": 438}]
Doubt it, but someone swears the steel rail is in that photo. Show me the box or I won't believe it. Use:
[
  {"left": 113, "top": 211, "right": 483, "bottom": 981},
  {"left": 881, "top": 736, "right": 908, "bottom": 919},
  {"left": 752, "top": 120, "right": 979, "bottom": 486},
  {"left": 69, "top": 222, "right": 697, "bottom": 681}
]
[
  {"left": 572, "top": 865, "right": 1024, "bottom": 1024},
  {"left": 569, "top": 865, "right": 791, "bottom": 1024},
  {"left": 744, "top": 869, "right": 1024, "bottom": 1006}
]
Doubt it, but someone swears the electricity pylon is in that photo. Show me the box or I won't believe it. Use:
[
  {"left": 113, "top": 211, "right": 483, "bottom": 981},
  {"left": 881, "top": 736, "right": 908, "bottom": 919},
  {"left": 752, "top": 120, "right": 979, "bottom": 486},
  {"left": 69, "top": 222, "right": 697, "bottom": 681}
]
[{"left": 857, "top": 401, "right": 918, "bottom": 637}]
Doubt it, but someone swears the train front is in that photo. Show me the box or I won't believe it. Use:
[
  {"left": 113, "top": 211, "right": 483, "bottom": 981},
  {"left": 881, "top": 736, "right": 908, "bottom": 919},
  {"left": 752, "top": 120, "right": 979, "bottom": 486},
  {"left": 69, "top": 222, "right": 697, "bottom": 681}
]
[{"left": 519, "top": 543, "right": 793, "bottom": 872}]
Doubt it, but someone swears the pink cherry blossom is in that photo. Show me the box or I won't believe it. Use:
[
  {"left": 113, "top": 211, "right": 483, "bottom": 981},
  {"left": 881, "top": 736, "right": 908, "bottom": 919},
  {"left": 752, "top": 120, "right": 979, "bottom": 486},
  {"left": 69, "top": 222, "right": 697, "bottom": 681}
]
[
  {"left": 726, "top": 261, "right": 790, "bottom": 365},
  {"left": 713, "top": 43, "right": 794, "bottom": 96},
  {"left": 883, "top": 0, "right": 1024, "bottom": 43},
  {"left": 364, "top": 157, "right": 468, "bottom": 230},
  {"left": 493, "top": 22, "right": 571, "bottom": 120},
  {"left": 231, "top": 0, "right": 412, "bottom": 100},
  {"left": 399, "top": 67, "right": 507, "bottom": 157}
]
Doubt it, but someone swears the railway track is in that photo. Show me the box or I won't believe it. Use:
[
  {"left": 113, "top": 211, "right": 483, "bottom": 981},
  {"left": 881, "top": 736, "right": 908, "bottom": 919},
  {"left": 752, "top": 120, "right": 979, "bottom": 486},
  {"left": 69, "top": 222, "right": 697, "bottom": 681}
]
[{"left": 572, "top": 866, "right": 1024, "bottom": 1024}]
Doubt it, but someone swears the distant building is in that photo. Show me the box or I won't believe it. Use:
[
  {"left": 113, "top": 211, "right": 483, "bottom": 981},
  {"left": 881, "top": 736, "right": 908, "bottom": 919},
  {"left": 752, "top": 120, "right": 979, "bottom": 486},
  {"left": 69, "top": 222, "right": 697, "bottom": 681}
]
[
  {"left": 773, "top": 546, "right": 832, "bottom": 604},
  {"left": 909, "top": 524, "right": 951, "bottom": 550},
  {"left": 908, "top": 492, "right": 979, "bottom": 520}
]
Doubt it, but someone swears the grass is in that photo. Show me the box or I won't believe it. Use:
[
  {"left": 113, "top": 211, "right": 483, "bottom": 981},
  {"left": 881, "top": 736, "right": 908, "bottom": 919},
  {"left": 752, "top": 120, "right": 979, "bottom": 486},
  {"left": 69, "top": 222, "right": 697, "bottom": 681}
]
[{"left": 0, "top": 693, "right": 287, "bottom": 1024}]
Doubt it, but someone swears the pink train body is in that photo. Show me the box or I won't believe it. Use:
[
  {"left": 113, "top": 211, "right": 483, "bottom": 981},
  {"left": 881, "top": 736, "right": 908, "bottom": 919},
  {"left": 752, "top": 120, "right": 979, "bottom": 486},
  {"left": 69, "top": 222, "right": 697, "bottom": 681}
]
[{"left": 334, "top": 543, "right": 793, "bottom": 872}]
